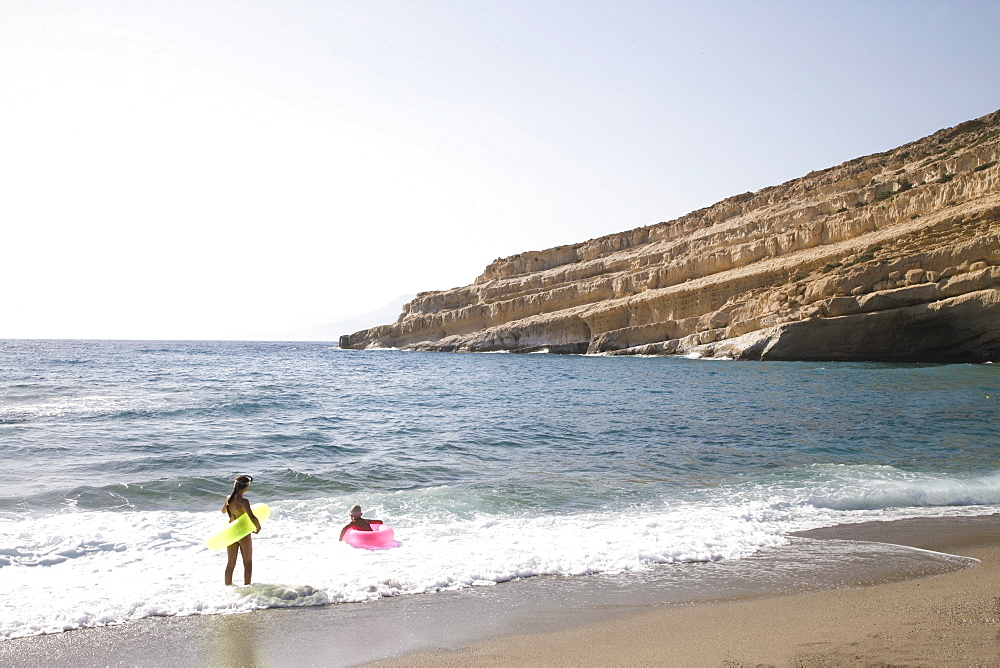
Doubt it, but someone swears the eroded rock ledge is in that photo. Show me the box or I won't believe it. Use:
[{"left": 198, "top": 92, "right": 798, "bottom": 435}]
[{"left": 341, "top": 110, "right": 1000, "bottom": 362}]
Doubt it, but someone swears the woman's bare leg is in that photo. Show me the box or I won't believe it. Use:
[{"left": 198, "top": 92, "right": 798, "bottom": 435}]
[
  {"left": 225, "top": 542, "right": 239, "bottom": 585},
  {"left": 238, "top": 536, "right": 253, "bottom": 585}
]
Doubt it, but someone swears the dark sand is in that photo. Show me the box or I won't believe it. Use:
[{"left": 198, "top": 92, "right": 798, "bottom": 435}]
[{"left": 2, "top": 515, "right": 998, "bottom": 667}]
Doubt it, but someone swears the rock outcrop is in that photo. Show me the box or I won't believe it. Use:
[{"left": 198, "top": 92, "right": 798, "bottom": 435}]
[{"left": 341, "top": 110, "right": 1000, "bottom": 362}]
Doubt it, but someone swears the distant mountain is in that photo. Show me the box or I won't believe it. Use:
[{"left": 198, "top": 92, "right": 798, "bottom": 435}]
[{"left": 276, "top": 294, "right": 415, "bottom": 343}]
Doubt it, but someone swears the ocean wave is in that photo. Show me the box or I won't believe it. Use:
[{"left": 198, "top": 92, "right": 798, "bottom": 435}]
[
  {"left": 3, "top": 470, "right": 998, "bottom": 640},
  {"left": 707, "top": 464, "right": 1000, "bottom": 531},
  {"left": 0, "top": 393, "right": 177, "bottom": 423},
  {"left": 0, "top": 499, "right": 790, "bottom": 639},
  {"left": 0, "top": 390, "right": 318, "bottom": 426},
  {"left": 803, "top": 469, "right": 1000, "bottom": 511}
]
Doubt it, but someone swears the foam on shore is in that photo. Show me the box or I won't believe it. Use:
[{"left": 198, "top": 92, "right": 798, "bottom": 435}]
[
  {"left": 0, "top": 516, "right": 990, "bottom": 667},
  {"left": 3, "top": 466, "right": 1000, "bottom": 641}
]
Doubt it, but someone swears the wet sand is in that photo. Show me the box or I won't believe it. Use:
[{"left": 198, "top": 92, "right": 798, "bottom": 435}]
[
  {"left": 376, "top": 515, "right": 1000, "bottom": 667},
  {"left": 2, "top": 515, "right": 998, "bottom": 667}
]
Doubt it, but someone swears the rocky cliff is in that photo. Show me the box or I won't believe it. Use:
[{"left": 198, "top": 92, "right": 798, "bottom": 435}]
[{"left": 341, "top": 110, "right": 1000, "bottom": 362}]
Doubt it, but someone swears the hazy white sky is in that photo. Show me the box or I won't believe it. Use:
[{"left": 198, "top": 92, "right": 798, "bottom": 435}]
[{"left": 3, "top": 0, "right": 999, "bottom": 340}]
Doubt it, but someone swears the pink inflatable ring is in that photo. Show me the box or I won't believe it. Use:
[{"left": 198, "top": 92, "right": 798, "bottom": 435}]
[{"left": 343, "top": 524, "right": 395, "bottom": 549}]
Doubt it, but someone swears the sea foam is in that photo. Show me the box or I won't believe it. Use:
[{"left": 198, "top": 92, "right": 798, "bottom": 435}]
[{"left": 2, "top": 465, "right": 999, "bottom": 640}]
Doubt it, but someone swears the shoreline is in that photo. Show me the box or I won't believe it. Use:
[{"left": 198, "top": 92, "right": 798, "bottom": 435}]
[
  {"left": 376, "top": 515, "right": 1000, "bottom": 667},
  {"left": 2, "top": 515, "right": 998, "bottom": 666}
]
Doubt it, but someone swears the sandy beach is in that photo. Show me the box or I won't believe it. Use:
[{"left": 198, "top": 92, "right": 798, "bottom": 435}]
[
  {"left": 2, "top": 515, "right": 999, "bottom": 667},
  {"left": 377, "top": 516, "right": 1000, "bottom": 667}
]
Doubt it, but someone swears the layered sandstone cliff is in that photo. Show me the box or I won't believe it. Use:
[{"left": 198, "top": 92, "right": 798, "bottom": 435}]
[{"left": 341, "top": 110, "right": 1000, "bottom": 362}]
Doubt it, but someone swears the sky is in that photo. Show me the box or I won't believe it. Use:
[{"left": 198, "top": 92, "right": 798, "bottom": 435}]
[{"left": 2, "top": 0, "right": 999, "bottom": 341}]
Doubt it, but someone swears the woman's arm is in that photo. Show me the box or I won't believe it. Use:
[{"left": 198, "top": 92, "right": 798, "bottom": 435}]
[{"left": 243, "top": 499, "right": 261, "bottom": 533}]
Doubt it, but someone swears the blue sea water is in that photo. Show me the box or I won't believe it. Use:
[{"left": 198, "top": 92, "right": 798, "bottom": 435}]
[{"left": 0, "top": 339, "right": 998, "bottom": 640}]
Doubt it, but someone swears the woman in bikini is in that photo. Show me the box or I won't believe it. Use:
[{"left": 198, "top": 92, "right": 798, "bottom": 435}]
[{"left": 221, "top": 474, "right": 261, "bottom": 585}]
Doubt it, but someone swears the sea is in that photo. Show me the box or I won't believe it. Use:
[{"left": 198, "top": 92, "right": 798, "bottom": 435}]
[{"left": 1, "top": 339, "right": 999, "bottom": 643}]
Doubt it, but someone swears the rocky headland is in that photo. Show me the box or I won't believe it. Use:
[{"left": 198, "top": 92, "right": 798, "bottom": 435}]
[{"left": 341, "top": 110, "right": 1000, "bottom": 362}]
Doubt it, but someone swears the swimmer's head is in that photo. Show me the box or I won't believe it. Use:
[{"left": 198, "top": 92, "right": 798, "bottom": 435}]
[
  {"left": 234, "top": 475, "right": 253, "bottom": 488},
  {"left": 349, "top": 505, "right": 363, "bottom": 518}
]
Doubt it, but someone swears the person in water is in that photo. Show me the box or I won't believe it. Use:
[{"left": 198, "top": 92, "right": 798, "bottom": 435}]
[
  {"left": 222, "top": 474, "right": 261, "bottom": 585},
  {"left": 339, "top": 505, "right": 382, "bottom": 541}
]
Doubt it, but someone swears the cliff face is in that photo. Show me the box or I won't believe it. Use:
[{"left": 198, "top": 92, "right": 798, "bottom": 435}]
[{"left": 341, "top": 111, "right": 1000, "bottom": 362}]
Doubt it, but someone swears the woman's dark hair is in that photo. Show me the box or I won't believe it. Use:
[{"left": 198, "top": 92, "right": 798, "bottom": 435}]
[{"left": 227, "top": 475, "right": 253, "bottom": 508}]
